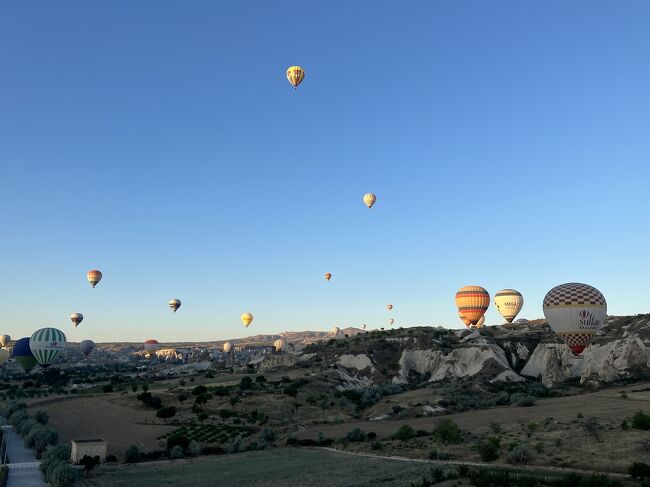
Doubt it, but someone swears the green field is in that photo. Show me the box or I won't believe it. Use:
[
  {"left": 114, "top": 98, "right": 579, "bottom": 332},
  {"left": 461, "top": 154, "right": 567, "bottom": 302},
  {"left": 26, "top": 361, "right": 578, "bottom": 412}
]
[{"left": 90, "top": 448, "right": 436, "bottom": 487}]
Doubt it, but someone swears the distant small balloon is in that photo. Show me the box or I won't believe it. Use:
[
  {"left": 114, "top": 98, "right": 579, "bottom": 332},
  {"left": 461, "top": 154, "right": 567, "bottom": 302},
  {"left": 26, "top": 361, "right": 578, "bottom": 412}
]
[
  {"left": 363, "top": 193, "right": 377, "bottom": 209},
  {"left": 241, "top": 313, "right": 254, "bottom": 327},
  {"left": 0, "top": 335, "right": 10, "bottom": 347},
  {"left": 169, "top": 299, "right": 181, "bottom": 313},
  {"left": 388, "top": 318, "right": 395, "bottom": 325},
  {"left": 386, "top": 304, "right": 393, "bottom": 311},
  {"left": 361, "top": 324, "right": 367, "bottom": 330},
  {"left": 70, "top": 313, "right": 84, "bottom": 327},
  {"left": 87, "top": 270, "right": 102, "bottom": 288},
  {"left": 331, "top": 326, "right": 340, "bottom": 336},
  {"left": 324, "top": 273, "right": 332, "bottom": 281},
  {"left": 286, "top": 65, "right": 305, "bottom": 89}
]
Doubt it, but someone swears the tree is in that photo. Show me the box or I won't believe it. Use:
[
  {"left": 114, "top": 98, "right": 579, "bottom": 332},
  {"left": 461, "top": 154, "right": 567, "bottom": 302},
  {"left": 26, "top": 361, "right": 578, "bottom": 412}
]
[
  {"left": 156, "top": 406, "right": 177, "bottom": 422},
  {"left": 125, "top": 445, "right": 141, "bottom": 463},
  {"left": 26, "top": 425, "right": 58, "bottom": 458},
  {"left": 40, "top": 445, "right": 71, "bottom": 483},
  {"left": 131, "top": 384, "right": 138, "bottom": 392},
  {"left": 255, "top": 375, "right": 267, "bottom": 383},
  {"left": 433, "top": 419, "right": 462, "bottom": 444},
  {"left": 177, "top": 393, "right": 188, "bottom": 404},
  {"left": 50, "top": 463, "right": 77, "bottom": 487},
  {"left": 192, "top": 385, "right": 207, "bottom": 396},
  {"left": 35, "top": 410, "right": 49, "bottom": 425},
  {"left": 141, "top": 383, "right": 149, "bottom": 392},
  {"left": 584, "top": 417, "right": 601, "bottom": 443},
  {"left": 629, "top": 462, "right": 650, "bottom": 479},
  {"left": 475, "top": 439, "right": 499, "bottom": 462},
  {"left": 393, "top": 425, "right": 416, "bottom": 441},
  {"left": 239, "top": 376, "right": 253, "bottom": 390},
  {"left": 79, "top": 455, "right": 100, "bottom": 477},
  {"left": 632, "top": 411, "right": 650, "bottom": 430},
  {"left": 194, "top": 394, "right": 209, "bottom": 409}
]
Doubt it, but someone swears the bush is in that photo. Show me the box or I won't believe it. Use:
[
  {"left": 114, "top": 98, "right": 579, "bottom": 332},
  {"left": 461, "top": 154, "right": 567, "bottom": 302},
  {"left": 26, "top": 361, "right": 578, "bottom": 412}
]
[
  {"left": 239, "top": 377, "right": 254, "bottom": 390},
  {"left": 510, "top": 393, "right": 536, "bottom": 407},
  {"left": 80, "top": 455, "right": 100, "bottom": 477},
  {"left": 192, "top": 385, "right": 208, "bottom": 396},
  {"left": 371, "top": 441, "right": 383, "bottom": 450},
  {"left": 156, "top": 406, "right": 177, "bottom": 422},
  {"left": 475, "top": 439, "right": 499, "bottom": 462},
  {"left": 632, "top": 411, "right": 650, "bottom": 430},
  {"left": 177, "top": 393, "right": 188, "bottom": 404},
  {"left": 125, "top": 445, "right": 141, "bottom": 463},
  {"left": 40, "top": 445, "right": 71, "bottom": 483},
  {"left": 283, "top": 385, "right": 298, "bottom": 397},
  {"left": 35, "top": 410, "right": 49, "bottom": 425},
  {"left": 26, "top": 425, "right": 58, "bottom": 458},
  {"left": 255, "top": 375, "right": 267, "bottom": 383},
  {"left": 345, "top": 428, "right": 368, "bottom": 443},
  {"left": 213, "top": 386, "right": 229, "bottom": 397},
  {"left": 506, "top": 444, "right": 534, "bottom": 464},
  {"left": 166, "top": 434, "right": 190, "bottom": 451},
  {"left": 169, "top": 445, "right": 184, "bottom": 459},
  {"left": 433, "top": 419, "right": 462, "bottom": 444},
  {"left": 629, "top": 462, "right": 650, "bottom": 479},
  {"left": 261, "top": 428, "right": 276, "bottom": 442},
  {"left": 393, "top": 425, "right": 416, "bottom": 441},
  {"left": 50, "top": 463, "right": 77, "bottom": 487},
  {"left": 101, "top": 384, "right": 113, "bottom": 393}
]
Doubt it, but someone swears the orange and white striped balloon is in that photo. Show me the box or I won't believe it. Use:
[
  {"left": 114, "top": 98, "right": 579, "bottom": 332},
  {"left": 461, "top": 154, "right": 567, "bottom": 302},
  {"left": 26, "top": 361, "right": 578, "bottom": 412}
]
[
  {"left": 455, "top": 286, "right": 490, "bottom": 326},
  {"left": 87, "top": 270, "right": 102, "bottom": 288}
]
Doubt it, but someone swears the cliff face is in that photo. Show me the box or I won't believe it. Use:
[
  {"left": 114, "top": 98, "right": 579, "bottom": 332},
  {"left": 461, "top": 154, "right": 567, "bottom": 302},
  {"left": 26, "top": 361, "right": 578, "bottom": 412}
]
[{"left": 331, "top": 315, "right": 650, "bottom": 388}]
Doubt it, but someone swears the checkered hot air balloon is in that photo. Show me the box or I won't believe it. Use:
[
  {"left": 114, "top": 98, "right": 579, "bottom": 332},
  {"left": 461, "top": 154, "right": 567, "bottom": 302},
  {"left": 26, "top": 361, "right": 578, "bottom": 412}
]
[
  {"left": 29, "top": 327, "right": 67, "bottom": 368},
  {"left": 494, "top": 289, "right": 524, "bottom": 323},
  {"left": 543, "top": 283, "right": 607, "bottom": 356},
  {"left": 455, "top": 286, "right": 490, "bottom": 326}
]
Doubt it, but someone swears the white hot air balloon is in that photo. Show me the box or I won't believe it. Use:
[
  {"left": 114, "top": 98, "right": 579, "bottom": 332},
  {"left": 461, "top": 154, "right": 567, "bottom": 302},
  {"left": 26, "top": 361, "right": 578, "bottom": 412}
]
[
  {"left": 361, "top": 324, "right": 367, "bottom": 330},
  {"left": 494, "top": 289, "right": 524, "bottom": 323},
  {"left": 169, "top": 299, "right": 181, "bottom": 313},
  {"left": 274, "top": 338, "right": 285, "bottom": 352},
  {"left": 0, "top": 335, "right": 10, "bottom": 348},
  {"left": 331, "top": 326, "right": 340, "bottom": 336},
  {"left": 223, "top": 341, "right": 234, "bottom": 354},
  {"left": 70, "top": 313, "right": 84, "bottom": 327},
  {"left": 543, "top": 283, "right": 607, "bottom": 357}
]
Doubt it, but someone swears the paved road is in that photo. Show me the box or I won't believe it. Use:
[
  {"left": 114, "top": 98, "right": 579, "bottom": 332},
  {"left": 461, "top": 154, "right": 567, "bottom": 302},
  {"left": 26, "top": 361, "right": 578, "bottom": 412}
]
[{"left": 1, "top": 421, "right": 47, "bottom": 487}]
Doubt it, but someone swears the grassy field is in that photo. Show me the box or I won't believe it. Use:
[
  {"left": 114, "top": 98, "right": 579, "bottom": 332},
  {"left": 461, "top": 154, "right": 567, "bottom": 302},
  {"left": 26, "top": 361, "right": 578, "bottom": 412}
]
[{"left": 87, "top": 448, "right": 445, "bottom": 487}]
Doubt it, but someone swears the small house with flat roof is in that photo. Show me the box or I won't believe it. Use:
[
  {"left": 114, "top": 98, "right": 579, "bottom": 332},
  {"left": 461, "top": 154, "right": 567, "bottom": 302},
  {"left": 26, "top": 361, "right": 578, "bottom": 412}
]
[{"left": 70, "top": 439, "right": 108, "bottom": 464}]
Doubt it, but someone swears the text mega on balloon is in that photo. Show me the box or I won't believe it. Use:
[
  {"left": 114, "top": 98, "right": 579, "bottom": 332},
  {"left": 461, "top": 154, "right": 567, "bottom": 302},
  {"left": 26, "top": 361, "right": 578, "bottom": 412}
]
[
  {"left": 542, "top": 283, "right": 607, "bottom": 356},
  {"left": 29, "top": 327, "right": 67, "bottom": 368},
  {"left": 455, "top": 286, "right": 490, "bottom": 326},
  {"left": 494, "top": 289, "right": 524, "bottom": 323}
]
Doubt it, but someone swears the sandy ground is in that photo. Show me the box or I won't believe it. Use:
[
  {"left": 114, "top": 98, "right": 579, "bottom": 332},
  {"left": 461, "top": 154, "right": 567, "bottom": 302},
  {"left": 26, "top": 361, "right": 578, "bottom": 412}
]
[{"left": 28, "top": 395, "right": 175, "bottom": 457}]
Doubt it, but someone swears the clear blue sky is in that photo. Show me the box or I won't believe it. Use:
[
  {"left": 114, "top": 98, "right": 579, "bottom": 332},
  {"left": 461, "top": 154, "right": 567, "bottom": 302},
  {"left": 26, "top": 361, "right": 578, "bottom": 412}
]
[{"left": 0, "top": 1, "right": 648, "bottom": 343}]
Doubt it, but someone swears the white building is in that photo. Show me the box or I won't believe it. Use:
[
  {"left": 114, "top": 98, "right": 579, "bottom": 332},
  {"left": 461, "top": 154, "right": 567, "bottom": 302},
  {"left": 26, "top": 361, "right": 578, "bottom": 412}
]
[{"left": 70, "top": 439, "right": 108, "bottom": 464}]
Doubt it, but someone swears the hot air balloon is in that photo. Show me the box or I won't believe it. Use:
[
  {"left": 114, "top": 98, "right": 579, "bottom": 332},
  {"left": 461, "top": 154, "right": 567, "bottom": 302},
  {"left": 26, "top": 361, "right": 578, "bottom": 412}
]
[
  {"left": 388, "top": 318, "right": 395, "bottom": 325},
  {"left": 475, "top": 315, "right": 485, "bottom": 328},
  {"left": 223, "top": 341, "right": 234, "bottom": 354},
  {"left": 70, "top": 313, "right": 84, "bottom": 327},
  {"left": 324, "top": 273, "right": 332, "bottom": 281},
  {"left": 0, "top": 348, "right": 9, "bottom": 365},
  {"left": 169, "top": 299, "right": 181, "bottom": 313},
  {"left": 241, "top": 313, "right": 254, "bottom": 327},
  {"left": 0, "top": 335, "right": 10, "bottom": 348},
  {"left": 274, "top": 338, "right": 285, "bottom": 352},
  {"left": 80, "top": 340, "right": 95, "bottom": 357},
  {"left": 286, "top": 66, "right": 305, "bottom": 89},
  {"left": 386, "top": 304, "right": 393, "bottom": 311},
  {"left": 331, "top": 326, "right": 340, "bottom": 336},
  {"left": 12, "top": 337, "right": 38, "bottom": 372},
  {"left": 87, "top": 270, "right": 102, "bottom": 288},
  {"left": 361, "top": 324, "right": 367, "bottom": 330},
  {"left": 494, "top": 289, "right": 524, "bottom": 323},
  {"left": 30, "top": 327, "right": 67, "bottom": 368},
  {"left": 455, "top": 286, "right": 490, "bottom": 326},
  {"left": 363, "top": 193, "right": 377, "bottom": 209},
  {"left": 144, "top": 339, "right": 159, "bottom": 355},
  {"left": 543, "top": 283, "right": 607, "bottom": 356}
]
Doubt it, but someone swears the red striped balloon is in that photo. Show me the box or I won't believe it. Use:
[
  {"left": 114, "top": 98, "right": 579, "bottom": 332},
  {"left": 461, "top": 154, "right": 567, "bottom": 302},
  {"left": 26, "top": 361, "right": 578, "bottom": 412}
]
[{"left": 455, "top": 286, "right": 490, "bottom": 326}]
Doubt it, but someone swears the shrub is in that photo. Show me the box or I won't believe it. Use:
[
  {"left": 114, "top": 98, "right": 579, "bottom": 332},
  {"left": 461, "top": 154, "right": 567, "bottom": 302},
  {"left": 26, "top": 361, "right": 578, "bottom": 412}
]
[
  {"left": 26, "top": 425, "right": 58, "bottom": 458},
  {"left": 283, "top": 385, "right": 298, "bottom": 397},
  {"left": 506, "top": 444, "right": 534, "bottom": 464},
  {"left": 80, "top": 455, "right": 100, "bottom": 477},
  {"left": 169, "top": 445, "right": 184, "bottom": 459},
  {"left": 510, "top": 393, "right": 536, "bottom": 407},
  {"left": 239, "top": 377, "right": 254, "bottom": 390},
  {"left": 35, "top": 410, "right": 49, "bottom": 425},
  {"left": 50, "top": 463, "right": 77, "bottom": 487},
  {"left": 150, "top": 396, "right": 162, "bottom": 409},
  {"left": 40, "top": 445, "right": 71, "bottom": 482},
  {"left": 261, "top": 428, "right": 276, "bottom": 442},
  {"left": 475, "top": 439, "right": 499, "bottom": 462},
  {"left": 255, "top": 375, "right": 267, "bottom": 383},
  {"left": 101, "top": 384, "right": 113, "bottom": 393},
  {"left": 393, "top": 425, "right": 416, "bottom": 441},
  {"left": 192, "top": 385, "right": 208, "bottom": 396},
  {"left": 345, "top": 428, "right": 368, "bottom": 443},
  {"left": 371, "top": 441, "right": 383, "bottom": 450},
  {"left": 166, "top": 434, "right": 190, "bottom": 451},
  {"left": 621, "top": 419, "right": 629, "bottom": 430},
  {"left": 213, "top": 386, "right": 229, "bottom": 397},
  {"left": 177, "top": 393, "right": 188, "bottom": 404},
  {"left": 433, "top": 419, "right": 462, "bottom": 444},
  {"left": 628, "top": 462, "right": 650, "bottom": 479},
  {"left": 125, "top": 445, "right": 141, "bottom": 463},
  {"left": 632, "top": 411, "right": 650, "bottom": 430}
]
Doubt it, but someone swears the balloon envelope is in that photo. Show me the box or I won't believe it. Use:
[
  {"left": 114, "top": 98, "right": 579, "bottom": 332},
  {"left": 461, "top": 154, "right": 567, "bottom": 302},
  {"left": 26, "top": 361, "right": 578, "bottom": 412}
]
[
  {"left": 70, "top": 313, "right": 84, "bottom": 327},
  {"left": 494, "top": 289, "right": 524, "bottom": 323},
  {"left": 30, "top": 327, "right": 67, "bottom": 368},
  {"left": 386, "top": 304, "right": 393, "bottom": 311},
  {"left": 87, "top": 270, "right": 102, "bottom": 288},
  {"left": 223, "top": 341, "right": 234, "bottom": 354},
  {"left": 331, "top": 326, "right": 340, "bottom": 336},
  {"left": 455, "top": 286, "right": 490, "bottom": 326},
  {"left": 475, "top": 315, "right": 485, "bottom": 328},
  {"left": 241, "top": 313, "right": 254, "bottom": 327},
  {"left": 13, "top": 337, "right": 38, "bottom": 372},
  {"left": 324, "top": 273, "right": 331, "bottom": 281},
  {"left": 388, "top": 318, "right": 395, "bottom": 325},
  {"left": 0, "top": 335, "right": 10, "bottom": 347},
  {"left": 361, "top": 324, "right": 366, "bottom": 330},
  {"left": 274, "top": 338, "right": 285, "bottom": 352},
  {"left": 286, "top": 65, "right": 305, "bottom": 88},
  {"left": 80, "top": 340, "right": 95, "bottom": 357},
  {"left": 363, "top": 193, "right": 377, "bottom": 209},
  {"left": 543, "top": 283, "right": 607, "bottom": 356},
  {"left": 144, "top": 339, "right": 159, "bottom": 354},
  {"left": 169, "top": 299, "right": 181, "bottom": 312}
]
